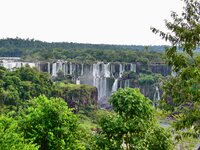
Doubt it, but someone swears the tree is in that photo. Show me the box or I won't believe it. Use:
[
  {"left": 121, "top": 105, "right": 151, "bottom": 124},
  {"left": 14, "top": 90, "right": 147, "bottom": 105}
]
[
  {"left": 95, "top": 88, "right": 173, "bottom": 150},
  {"left": 151, "top": 0, "right": 200, "bottom": 147},
  {"left": 18, "top": 95, "right": 84, "bottom": 150},
  {"left": 0, "top": 66, "right": 53, "bottom": 106},
  {"left": 0, "top": 114, "right": 38, "bottom": 150}
]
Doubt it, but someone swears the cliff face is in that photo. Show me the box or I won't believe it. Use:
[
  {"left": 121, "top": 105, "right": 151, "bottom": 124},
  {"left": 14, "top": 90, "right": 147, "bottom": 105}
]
[
  {"left": 136, "top": 62, "right": 171, "bottom": 76},
  {"left": 149, "top": 63, "right": 171, "bottom": 76},
  {"left": 53, "top": 83, "right": 98, "bottom": 111}
]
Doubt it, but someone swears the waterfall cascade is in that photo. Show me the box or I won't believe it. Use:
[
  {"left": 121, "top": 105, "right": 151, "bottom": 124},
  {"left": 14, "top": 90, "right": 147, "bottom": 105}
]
[
  {"left": 0, "top": 57, "right": 175, "bottom": 108},
  {"left": 76, "top": 78, "right": 80, "bottom": 85},
  {"left": 3, "top": 59, "right": 172, "bottom": 107},
  {"left": 0, "top": 60, "right": 36, "bottom": 71},
  {"left": 51, "top": 61, "right": 137, "bottom": 105},
  {"left": 112, "top": 79, "right": 118, "bottom": 93},
  {"left": 124, "top": 80, "right": 130, "bottom": 88},
  {"left": 0, "top": 59, "right": 136, "bottom": 105},
  {"left": 153, "top": 86, "right": 161, "bottom": 107}
]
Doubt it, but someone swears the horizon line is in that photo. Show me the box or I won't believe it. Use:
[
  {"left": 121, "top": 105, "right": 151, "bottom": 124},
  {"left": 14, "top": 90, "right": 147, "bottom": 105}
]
[{"left": 0, "top": 37, "right": 171, "bottom": 47}]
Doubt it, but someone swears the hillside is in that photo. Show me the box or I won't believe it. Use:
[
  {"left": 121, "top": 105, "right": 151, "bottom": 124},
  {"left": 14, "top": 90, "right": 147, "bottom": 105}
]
[{"left": 0, "top": 38, "right": 167, "bottom": 63}]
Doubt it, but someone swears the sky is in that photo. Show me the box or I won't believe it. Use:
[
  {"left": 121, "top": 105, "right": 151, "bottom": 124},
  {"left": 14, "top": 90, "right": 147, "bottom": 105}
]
[{"left": 0, "top": 0, "right": 183, "bottom": 45}]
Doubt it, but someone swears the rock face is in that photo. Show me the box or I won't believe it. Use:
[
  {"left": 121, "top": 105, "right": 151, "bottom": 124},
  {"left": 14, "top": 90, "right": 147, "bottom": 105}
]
[
  {"left": 53, "top": 83, "right": 98, "bottom": 111},
  {"left": 0, "top": 59, "right": 171, "bottom": 107},
  {"left": 149, "top": 63, "right": 171, "bottom": 76}
]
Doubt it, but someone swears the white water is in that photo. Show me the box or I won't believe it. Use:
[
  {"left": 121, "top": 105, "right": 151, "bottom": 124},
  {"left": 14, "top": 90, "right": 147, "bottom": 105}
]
[
  {"left": 52, "top": 63, "right": 57, "bottom": 77},
  {"left": 76, "top": 78, "right": 80, "bottom": 85},
  {"left": 119, "top": 64, "right": 124, "bottom": 78},
  {"left": 153, "top": 86, "right": 161, "bottom": 107},
  {"left": 104, "top": 63, "right": 110, "bottom": 78},
  {"left": 81, "top": 64, "right": 84, "bottom": 76},
  {"left": 112, "top": 79, "right": 118, "bottom": 93},
  {"left": 130, "top": 63, "right": 136, "bottom": 72},
  {"left": 0, "top": 60, "right": 36, "bottom": 71},
  {"left": 64, "top": 62, "right": 68, "bottom": 75},
  {"left": 69, "top": 62, "right": 73, "bottom": 75},
  {"left": 48, "top": 62, "right": 51, "bottom": 74},
  {"left": 124, "top": 80, "right": 130, "bottom": 88},
  {"left": 156, "top": 86, "right": 161, "bottom": 100}
]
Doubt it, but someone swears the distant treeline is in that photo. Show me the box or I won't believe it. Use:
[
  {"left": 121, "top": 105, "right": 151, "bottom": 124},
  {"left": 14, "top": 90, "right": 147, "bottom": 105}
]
[
  {"left": 0, "top": 37, "right": 168, "bottom": 51},
  {"left": 0, "top": 38, "right": 168, "bottom": 62}
]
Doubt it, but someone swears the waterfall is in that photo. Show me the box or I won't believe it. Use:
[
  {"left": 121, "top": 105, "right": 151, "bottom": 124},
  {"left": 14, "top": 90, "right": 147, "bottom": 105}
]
[
  {"left": 93, "top": 77, "right": 100, "bottom": 99},
  {"left": 119, "top": 80, "right": 123, "bottom": 88},
  {"left": 93, "top": 63, "right": 100, "bottom": 77},
  {"left": 156, "top": 86, "right": 161, "bottom": 101},
  {"left": 2, "top": 61, "right": 16, "bottom": 70},
  {"left": 0, "top": 59, "right": 141, "bottom": 107},
  {"left": 81, "top": 64, "right": 84, "bottom": 76},
  {"left": 48, "top": 62, "right": 51, "bottom": 74},
  {"left": 64, "top": 62, "right": 68, "bottom": 75},
  {"left": 57, "top": 61, "right": 62, "bottom": 73},
  {"left": 124, "top": 80, "right": 130, "bottom": 88},
  {"left": 16, "top": 62, "right": 22, "bottom": 68},
  {"left": 171, "top": 65, "right": 177, "bottom": 77},
  {"left": 1, "top": 60, "right": 36, "bottom": 71},
  {"left": 25, "top": 62, "right": 35, "bottom": 68},
  {"left": 119, "top": 64, "right": 125, "bottom": 78},
  {"left": 76, "top": 77, "right": 80, "bottom": 85},
  {"left": 130, "top": 63, "right": 136, "bottom": 72},
  {"left": 112, "top": 79, "right": 118, "bottom": 93},
  {"left": 63, "top": 63, "right": 66, "bottom": 75},
  {"left": 99, "top": 77, "right": 106, "bottom": 100},
  {"left": 52, "top": 63, "right": 57, "bottom": 77},
  {"left": 104, "top": 63, "right": 110, "bottom": 78},
  {"left": 153, "top": 86, "right": 161, "bottom": 107},
  {"left": 93, "top": 63, "right": 101, "bottom": 100},
  {"left": 101, "top": 77, "right": 107, "bottom": 98},
  {"left": 92, "top": 63, "right": 109, "bottom": 102},
  {"left": 110, "top": 64, "right": 115, "bottom": 77},
  {"left": 69, "top": 62, "right": 73, "bottom": 75}
]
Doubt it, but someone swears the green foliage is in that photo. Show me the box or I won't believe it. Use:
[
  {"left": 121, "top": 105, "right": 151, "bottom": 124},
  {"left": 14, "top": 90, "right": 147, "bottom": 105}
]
[
  {"left": 0, "top": 114, "right": 38, "bottom": 150},
  {"left": 0, "top": 66, "right": 98, "bottom": 112},
  {"left": 0, "top": 66, "right": 53, "bottom": 106},
  {"left": 0, "top": 38, "right": 165, "bottom": 63},
  {"left": 110, "top": 88, "right": 154, "bottom": 120},
  {"left": 95, "top": 88, "right": 173, "bottom": 150},
  {"left": 146, "top": 126, "right": 173, "bottom": 150},
  {"left": 122, "top": 71, "right": 137, "bottom": 80},
  {"left": 138, "top": 74, "right": 155, "bottom": 85},
  {"left": 151, "top": 0, "right": 200, "bottom": 148},
  {"left": 53, "top": 70, "right": 73, "bottom": 83},
  {"left": 18, "top": 95, "right": 84, "bottom": 150}
]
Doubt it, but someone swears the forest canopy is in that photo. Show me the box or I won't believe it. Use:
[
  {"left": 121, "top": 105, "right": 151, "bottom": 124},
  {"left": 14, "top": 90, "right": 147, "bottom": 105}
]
[{"left": 0, "top": 38, "right": 167, "bottom": 63}]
